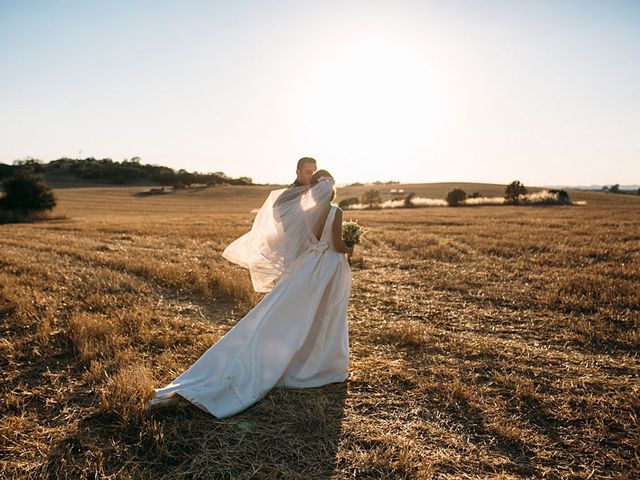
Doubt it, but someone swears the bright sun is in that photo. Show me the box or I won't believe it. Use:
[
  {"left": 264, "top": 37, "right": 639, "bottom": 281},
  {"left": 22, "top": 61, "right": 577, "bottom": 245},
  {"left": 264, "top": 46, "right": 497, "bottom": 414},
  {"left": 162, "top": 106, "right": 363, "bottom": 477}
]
[{"left": 293, "top": 27, "right": 452, "bottom": 174}]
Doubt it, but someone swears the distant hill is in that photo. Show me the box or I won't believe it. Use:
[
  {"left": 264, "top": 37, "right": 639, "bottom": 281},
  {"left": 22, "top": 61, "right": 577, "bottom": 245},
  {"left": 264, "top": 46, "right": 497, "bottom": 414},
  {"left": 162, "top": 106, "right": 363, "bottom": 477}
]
[{"left": 0, "top": 157, "right": 254, "bottom": 188}]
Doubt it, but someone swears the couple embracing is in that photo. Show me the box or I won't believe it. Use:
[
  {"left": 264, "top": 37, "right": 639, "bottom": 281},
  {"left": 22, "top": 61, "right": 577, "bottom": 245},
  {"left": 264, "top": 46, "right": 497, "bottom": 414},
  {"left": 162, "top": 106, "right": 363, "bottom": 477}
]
[{"left": 148, "top": 157, "right": 356, "bottom": 418}]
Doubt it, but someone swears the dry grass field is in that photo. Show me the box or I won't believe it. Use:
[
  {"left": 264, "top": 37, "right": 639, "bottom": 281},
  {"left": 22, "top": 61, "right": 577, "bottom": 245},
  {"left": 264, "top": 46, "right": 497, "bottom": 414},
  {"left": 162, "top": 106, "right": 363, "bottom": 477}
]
[{"left": 1, "top": 182, "right": 638, "bottom": 479}]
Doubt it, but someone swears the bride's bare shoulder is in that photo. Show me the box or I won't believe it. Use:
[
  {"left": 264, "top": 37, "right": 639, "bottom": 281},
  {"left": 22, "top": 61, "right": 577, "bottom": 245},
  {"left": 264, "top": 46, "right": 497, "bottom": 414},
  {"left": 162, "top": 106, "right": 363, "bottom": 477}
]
[{"left": 332, "top": 207, "right": 344, "bottom": 225}]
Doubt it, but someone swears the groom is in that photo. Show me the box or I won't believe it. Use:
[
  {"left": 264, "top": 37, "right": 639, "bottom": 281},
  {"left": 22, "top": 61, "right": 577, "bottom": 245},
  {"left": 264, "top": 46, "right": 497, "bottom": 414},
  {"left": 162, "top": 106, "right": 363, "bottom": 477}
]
[
  {"left": 274, "top": 157, "right": 317, "bottom": 208},
  {"left": 291, "top": 157, "right": 317, "bottom": 187}
]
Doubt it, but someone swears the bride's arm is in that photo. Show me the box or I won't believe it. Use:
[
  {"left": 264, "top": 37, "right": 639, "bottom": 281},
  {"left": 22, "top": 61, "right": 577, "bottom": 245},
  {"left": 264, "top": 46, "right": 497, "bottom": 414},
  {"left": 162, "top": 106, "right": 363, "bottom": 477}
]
[{"left": 332, "top": 208, "right": 354, "bottom": 255}]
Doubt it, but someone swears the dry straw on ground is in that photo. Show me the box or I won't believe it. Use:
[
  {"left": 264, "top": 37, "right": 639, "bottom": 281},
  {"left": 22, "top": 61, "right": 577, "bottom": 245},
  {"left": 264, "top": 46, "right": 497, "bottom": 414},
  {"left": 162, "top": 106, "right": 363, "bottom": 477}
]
[{"left": 1, "top": 184, "right": 638, "bottom": 479}]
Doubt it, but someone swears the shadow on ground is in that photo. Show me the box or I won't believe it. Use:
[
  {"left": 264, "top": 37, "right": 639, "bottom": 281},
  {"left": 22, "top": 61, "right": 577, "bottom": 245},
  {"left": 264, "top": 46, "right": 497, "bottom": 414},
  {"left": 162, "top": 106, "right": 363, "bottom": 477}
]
[{"left": 39, "top": 381, "right": 348, "bottom": 479}]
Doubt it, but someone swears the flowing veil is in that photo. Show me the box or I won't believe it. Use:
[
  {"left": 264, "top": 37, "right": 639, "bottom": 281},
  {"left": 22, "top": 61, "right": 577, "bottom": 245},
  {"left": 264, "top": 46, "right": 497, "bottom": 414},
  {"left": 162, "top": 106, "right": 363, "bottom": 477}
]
[{"left": 222, "top": 178, "right": 336, "bottom": 292}]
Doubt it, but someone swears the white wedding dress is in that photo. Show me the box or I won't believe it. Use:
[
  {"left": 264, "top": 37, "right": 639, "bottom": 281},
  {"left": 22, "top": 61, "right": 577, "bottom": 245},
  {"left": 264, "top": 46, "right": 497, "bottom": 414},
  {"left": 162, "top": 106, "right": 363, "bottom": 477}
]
[{"left": 149, "top": 203, "right": 351, "bottom": 418}]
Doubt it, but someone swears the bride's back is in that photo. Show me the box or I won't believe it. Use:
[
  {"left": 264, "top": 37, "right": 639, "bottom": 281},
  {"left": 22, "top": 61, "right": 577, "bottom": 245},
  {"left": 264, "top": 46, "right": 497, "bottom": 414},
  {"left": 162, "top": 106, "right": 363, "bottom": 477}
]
[{"left": 312, "top": 205, "right": 332, "bottom": 241}]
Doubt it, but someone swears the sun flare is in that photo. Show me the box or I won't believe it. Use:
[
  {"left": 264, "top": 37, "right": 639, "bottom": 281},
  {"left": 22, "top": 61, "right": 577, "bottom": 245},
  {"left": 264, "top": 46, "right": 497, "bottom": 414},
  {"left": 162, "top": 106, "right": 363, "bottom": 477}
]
[{"left": 295, "top": 28, "right": 452, "bottom": 170}]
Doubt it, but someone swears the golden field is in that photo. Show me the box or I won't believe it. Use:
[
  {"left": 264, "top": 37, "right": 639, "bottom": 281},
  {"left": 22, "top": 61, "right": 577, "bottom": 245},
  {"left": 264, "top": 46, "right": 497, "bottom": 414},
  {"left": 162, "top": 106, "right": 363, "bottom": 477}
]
[{"left": 1, "top": 183, "right": 638, "bottom": 479}]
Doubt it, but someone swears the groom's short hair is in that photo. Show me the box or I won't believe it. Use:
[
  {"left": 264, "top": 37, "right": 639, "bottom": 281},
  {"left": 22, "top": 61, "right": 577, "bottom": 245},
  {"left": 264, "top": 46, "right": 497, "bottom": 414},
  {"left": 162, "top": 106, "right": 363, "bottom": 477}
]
[{"left": 297, "top": 157, "right": 316, "bottom": 171}]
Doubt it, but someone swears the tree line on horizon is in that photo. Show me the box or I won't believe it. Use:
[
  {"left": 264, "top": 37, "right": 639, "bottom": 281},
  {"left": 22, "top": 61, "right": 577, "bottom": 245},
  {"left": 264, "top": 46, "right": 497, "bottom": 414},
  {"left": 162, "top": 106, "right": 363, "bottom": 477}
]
[
  {"left": 0, "top": 157, "right": 254, "bottom": 187},
  {"left": 338, "top": 180, "right": 581, "bottom": 210},
  {"left": 601, "top": 184, "right": 640, "bottom": 196}
]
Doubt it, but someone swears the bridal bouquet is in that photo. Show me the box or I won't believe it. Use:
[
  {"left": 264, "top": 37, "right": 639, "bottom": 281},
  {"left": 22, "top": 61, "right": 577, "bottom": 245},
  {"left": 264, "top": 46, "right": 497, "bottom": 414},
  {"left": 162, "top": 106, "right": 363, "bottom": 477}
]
[{"left": 342, "top": 220, "right": 365, "bottom": 248}]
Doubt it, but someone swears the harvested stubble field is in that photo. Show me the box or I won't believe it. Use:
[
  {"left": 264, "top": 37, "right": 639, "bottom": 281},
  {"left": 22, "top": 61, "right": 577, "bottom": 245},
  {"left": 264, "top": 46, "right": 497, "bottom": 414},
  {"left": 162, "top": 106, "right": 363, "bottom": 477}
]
[{"left": 1, "top": 183, "right": 638, "bottom": 479}]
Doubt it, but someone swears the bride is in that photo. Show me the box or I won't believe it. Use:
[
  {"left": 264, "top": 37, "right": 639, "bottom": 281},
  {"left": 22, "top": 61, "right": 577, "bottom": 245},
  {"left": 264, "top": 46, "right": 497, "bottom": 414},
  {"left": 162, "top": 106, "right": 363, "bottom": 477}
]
[{"left": 148, "top": 170, "right": 355, "bottom": 418}]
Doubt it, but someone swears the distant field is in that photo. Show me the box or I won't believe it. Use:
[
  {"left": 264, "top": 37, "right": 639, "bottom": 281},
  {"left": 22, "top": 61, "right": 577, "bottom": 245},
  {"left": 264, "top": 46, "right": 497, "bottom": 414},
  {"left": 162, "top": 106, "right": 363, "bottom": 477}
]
[
  {"left": 1, "top": 183, "right": 638, "bottom": 479},
  {"left": 44, "top": 180, "right": 630, "bottom": 217}
]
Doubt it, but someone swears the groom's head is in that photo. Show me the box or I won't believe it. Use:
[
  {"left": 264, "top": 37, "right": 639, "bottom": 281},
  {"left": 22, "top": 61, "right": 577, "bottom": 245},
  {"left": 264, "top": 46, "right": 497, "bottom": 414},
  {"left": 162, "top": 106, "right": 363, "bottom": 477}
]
[{"left": 296, "top": 157, "right": 317, "bottom": 186}]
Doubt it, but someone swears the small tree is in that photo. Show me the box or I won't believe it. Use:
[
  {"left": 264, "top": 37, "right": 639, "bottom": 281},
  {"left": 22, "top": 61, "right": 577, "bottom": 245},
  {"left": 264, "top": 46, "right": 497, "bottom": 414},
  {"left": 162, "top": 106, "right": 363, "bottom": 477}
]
[
  {"left": 361, "top": 189, "right": 381, "bottom": 208},
  {"left": 609, "top": 184, "right": 620, "bottom": 193},
  {"left": 505, "top": 180, "right": 527, "bottom": 204},
  {"left": 0, "top": 172, "right": 56, "bottom": 212},
  {"left": 446, "top": 188, "right": 467, "bottom": 206}
]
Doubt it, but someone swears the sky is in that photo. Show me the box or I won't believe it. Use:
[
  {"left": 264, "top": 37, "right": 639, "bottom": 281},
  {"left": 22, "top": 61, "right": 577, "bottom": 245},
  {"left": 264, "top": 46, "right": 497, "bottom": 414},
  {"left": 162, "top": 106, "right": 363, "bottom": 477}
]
[{"left": 1, "top": 0, "right": 639, "bottom": 186}]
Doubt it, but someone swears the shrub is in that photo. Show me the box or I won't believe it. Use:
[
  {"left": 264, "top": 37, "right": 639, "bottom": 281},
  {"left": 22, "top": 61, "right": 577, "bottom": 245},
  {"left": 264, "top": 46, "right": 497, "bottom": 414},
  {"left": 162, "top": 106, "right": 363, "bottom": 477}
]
[
  {"left": 0, "top": 172, "right": 56, "bottom": 212},
  {"left": 0, "top": 163, "right": 14, "bottom": 180},
  {"left": 446, "top": 188, "right": 467, "bottom": 206},
  {"left": 362, "top": 189, "right": 382, "bottom": 207},
  {"left": 12, "top": 157, "right": 45, "bottom": 173},
  {"left": 338, "top": 197, "right": 360, "bottom": 209},
  {"left": 549, "top": 189, "right": 571, "bottom": 204},
  {"left": 227, "top": 176, "right": 253, "bottom": 185},
  {"left": 505, "top": 180, "right": 528, "bottom": 204}
]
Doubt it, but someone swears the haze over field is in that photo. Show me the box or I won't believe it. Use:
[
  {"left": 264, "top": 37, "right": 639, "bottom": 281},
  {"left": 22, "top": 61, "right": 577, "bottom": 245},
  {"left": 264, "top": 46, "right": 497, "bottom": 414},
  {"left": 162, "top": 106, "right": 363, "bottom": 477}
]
[{"left": 1, "top": 0, "right": 639, "bottom": 186}]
